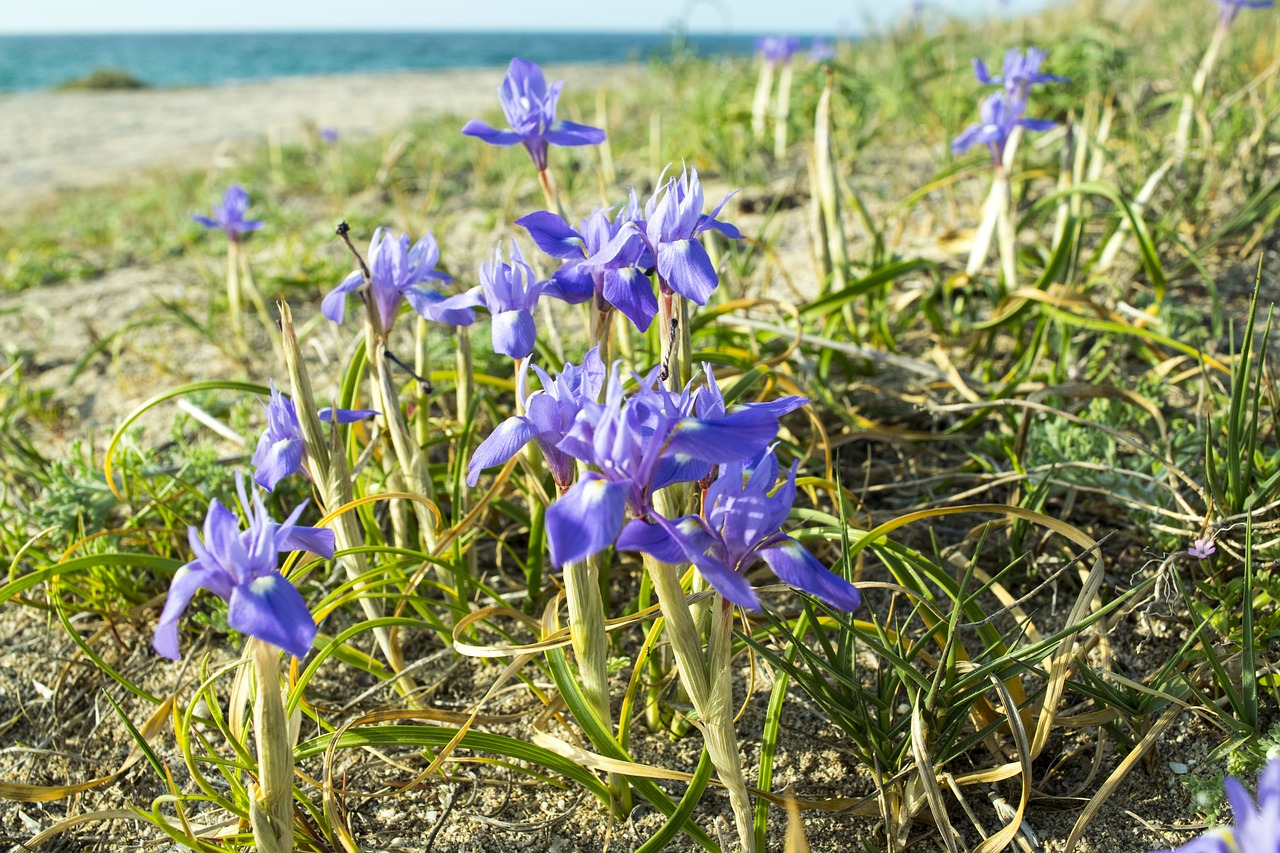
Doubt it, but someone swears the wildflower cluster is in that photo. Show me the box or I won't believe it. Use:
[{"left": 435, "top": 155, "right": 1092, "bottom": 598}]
[
  {"left": 466, "top": 341, "right": 859, "bottom": 614},
  {"left": 83, "top": 16, "right": 1280, "bottom": 853},
  {"left": 523, "top": 166, "right": 739, "bottom": 318}
]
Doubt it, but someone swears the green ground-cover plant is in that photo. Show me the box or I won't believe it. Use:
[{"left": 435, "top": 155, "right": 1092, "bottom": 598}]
[{"left": 3, "top": 1, "right": 1280, "bottom": 850}]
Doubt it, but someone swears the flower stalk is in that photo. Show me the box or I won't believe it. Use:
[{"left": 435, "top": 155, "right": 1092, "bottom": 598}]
[
  {"left": 232, "top": 239, "right": 283, "bottom": 354},
  {"left": 279, "top": 299, "right": 417, "bottom": 689},
  {"left": 965, "top": 133, "right": 1018, "bottom": 282},
  {"left": 1174, "top": 18, "right": 1230, "bottom": 164},
  {"left": 338, "top": 228, "right": 443, "bottom": 563},
  {"left": 226, "top": 239, "right": 243, "bottom": 339},
  {"left": 414, "top": 315, "right": 432, "bottom": 449},
  {"left": 814, "top": 67, "right": 849, "bottom": 297},
  {"left": 193, "top": 184, "right": 263, "bottom": 343},
  {"left": 248, "top": 638, "right": 294, "bottom": 853},
  {"left": 642, "top": 551, "right": 755, "bottom": 853},
  {"left": 562, "top": 552, "right": 630, "bottom": 812},
  {"left": 773, "top": 59, "right": 794, "bottom": 159},
  {"left": 750, "top": 59, "right": 775, "bottom": 141}
]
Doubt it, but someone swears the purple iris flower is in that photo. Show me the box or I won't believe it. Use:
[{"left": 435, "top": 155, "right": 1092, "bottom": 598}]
[
  {"left": 616, "top": 450, "right": 861, "bottom": 612},
  {"left": 676, "top": 363, "right": 808, "bottom": 486},
  {"left": 1217, "top": 0, "right": 1274, "bottom": 24},
  {"left": 516, "top": 192, "right": 658, "bottom": 331},
  {"left": 461, "top": 57, "right": 606, "bottom": 173},
  {"left": 588, "top": 167, "right": 742, "bottom": 306},
  {"left": 318, "top": 127, "right": 339, "bottom": 144},
  {"left": 1157, "top": 759, "right": 1280, "bottom": 853},
  {"left": 973, "top": 47, "right": 1068, "bottom": 104},
  {"left": 756, "top": 36, "right": 800, "bottom": 64},
  {"left": 809, "top": 38, "right": 836, "bottom": 63},
  {"left": 193, "top": 184, "right": 263, "bottom": 242},
  {"left": 251, "top": 381, "right": 378, "bottom": 492},
  {"left": 439, "top": 240, "right": 549, "bottom": 360},
  {"left": 544, "top": 366, "right": 800, "bottom": 566},
  {"left": 951, "top": 90, "right": 1056, "bottom": 166},
  {"left": 153, "top": 476, "right": 335, "bottom": 661},
  {"left": 322, "top": 227, "right": 473, "bottom": 333},
  {"left": 641, "top": 168, "right": 742, "bottom": 304},
  {"left": 466, "top": 348, "right": 606, "bottom": 490}
]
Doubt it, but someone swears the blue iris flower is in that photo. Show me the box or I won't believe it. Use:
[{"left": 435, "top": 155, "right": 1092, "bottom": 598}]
[
  {"left": 153, "top": 476, "right": 335, "bottom": 661},
  {"left": 193, "top": 184, "right": 263, "bottom": 242},
  {"left": 461, "top": 57, "right": 606, "bottom": 172},
  {"left": 251, "top": 382, "right": 377, "bottom": 492},
  {"left": 616, "top": 449, "right": 861, "bottom": 612}
]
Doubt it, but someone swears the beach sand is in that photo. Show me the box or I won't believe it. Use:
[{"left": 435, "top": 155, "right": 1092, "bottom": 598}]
[{"left": 0, "top": 63, "right": 623, "bottom": 212}]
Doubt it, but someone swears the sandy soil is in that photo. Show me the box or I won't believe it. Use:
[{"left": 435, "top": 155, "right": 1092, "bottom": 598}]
[{"left": 0, "top": 64, "right": 623, "bottom": 212}]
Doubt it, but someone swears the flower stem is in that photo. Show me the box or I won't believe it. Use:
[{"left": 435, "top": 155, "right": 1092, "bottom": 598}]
[
  {"left": 279, "top": 300, "right": 422, "bottom": 689},
  {"left": 229, "top": 239, "right": 283, "bottom": 355},
  {"left": 226, "top": 241, "right": 243, "bottom": 340},
  {"left": 706, "top": 595, "right": 754, "bottom": 852},
  {"left": 814, "top": 67, "right": 848, "bottom": 298},
  {"left": 414, "top": 316, "right": 432, "bottom": 449},
  {"left": 641, "top": 554, "right": 755, "bottom": 853},
  {"left": 657, "top": 285, "right": 691, "bottom": 393},
  {"left": 773, "top": 60, "right": 793, "bottom": 159},
  {"left": 537, "top": 167, "right": 565, "bottom": 218},
  {"left": 590, "top": 302, "right": 614, "bottom": 368},
  {"left": 1175, "top": 20, "right": 1229, "bottom": 165},
  {"left": 993, "top": 170, "right": 1017, "bottom": 292},
  {"left": 562, "top": 553, "right": 630, "bottom": 812},
  {"left": 965, "top": 146, "right": 1015, "bottom": 281},
  {"left": 249, "top": 638, "right": 294, "bottom": 853},
  {"left": 751, "top": 61, "right": 775, "bottom": 141}
]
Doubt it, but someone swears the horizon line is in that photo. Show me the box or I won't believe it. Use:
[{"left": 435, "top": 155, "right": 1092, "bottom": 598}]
[{"left": 0, "top": 26, "right": 848, "bottom": 37}]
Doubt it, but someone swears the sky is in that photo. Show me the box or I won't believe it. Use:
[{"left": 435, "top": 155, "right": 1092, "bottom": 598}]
[{"left": 2, "top": 0, "right": 1060, "bottom": 34}]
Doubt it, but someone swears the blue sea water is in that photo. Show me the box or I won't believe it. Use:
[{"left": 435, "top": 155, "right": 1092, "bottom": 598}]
[{"left": 0, "top": 31, "right": 776, "bottom": 92}]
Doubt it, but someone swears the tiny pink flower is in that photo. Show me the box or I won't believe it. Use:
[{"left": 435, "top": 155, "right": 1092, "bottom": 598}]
[{"left": 1188, "top": 538, "right": 1217, "bottom": 560}]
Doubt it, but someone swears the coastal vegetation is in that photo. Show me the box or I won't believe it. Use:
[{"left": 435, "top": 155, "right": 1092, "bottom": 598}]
[
  {"left": 53, "top": 67, "right": 150, "bottom": 90},
  {"left": 1, "top": 0, "right": 1278, "bottom": 850}
]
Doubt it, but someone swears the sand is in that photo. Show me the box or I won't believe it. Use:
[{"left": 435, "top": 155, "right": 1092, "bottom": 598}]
[{"left": 0, "top": 63, "right": 623, "bottom": 212}]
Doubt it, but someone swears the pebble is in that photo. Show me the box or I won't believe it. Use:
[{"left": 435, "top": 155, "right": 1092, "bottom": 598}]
[{"left": 1169, "top": 761, "right": 1189, "bottom": 774}]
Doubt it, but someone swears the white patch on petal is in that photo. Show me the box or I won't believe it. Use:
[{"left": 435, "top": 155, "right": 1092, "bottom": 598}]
[
  {"left": 580, "top": 479, "right": 612, "bottom": 508},
  {"left": 250, "top": 575, "right": 279, "bottom": 595}
]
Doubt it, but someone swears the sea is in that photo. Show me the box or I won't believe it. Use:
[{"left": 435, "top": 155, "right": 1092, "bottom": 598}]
[{"left": 0, "top": 31, "right": 782, "bottom": 92}]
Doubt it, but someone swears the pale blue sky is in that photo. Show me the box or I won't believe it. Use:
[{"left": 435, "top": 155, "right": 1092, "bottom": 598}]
[{"left": 3, "top": 0, "right": 1060, "bottom": 34}]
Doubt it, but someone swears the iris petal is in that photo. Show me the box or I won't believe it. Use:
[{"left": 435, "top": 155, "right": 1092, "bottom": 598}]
[
  {"left": 759, "top": 538, "right": 861, "bottom": 611},
  {"left": 252, "top": 438, "right": 305, "bottom": 492},
  {"left": 603, "top": 267, "right": 658, "bottom": 332},
  {"left": 491, "top": 309, "right": 537, "bottom": 359},
  {"left": 516, "top": 211, "right": 587, "bottom": 259},
  {"left": 667, "top": 407, "right": 780, "bottom": 463},
  {"left": 467, "top": 416, "right": 537, "bottom": 486},
  {"left": 404, "top": 287, "right": 477, "bottom": 326},
  {"left": 461, "top": 120, "right": 523, "bottom": 146},
  {"left": 227, "top": 574, "right": 317, "bottom": 660},
  {"left": 656, "top": 239, "right": 718, "bottom": 305},
  {"left": 153, "top": 562, "right": 235, "bottom": 660},
  {"left": 321, "top": 270, "right": 365, "bottom": 324},
  {"left": 546, "top": 475, "right": 629, "bottom": 566}
]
